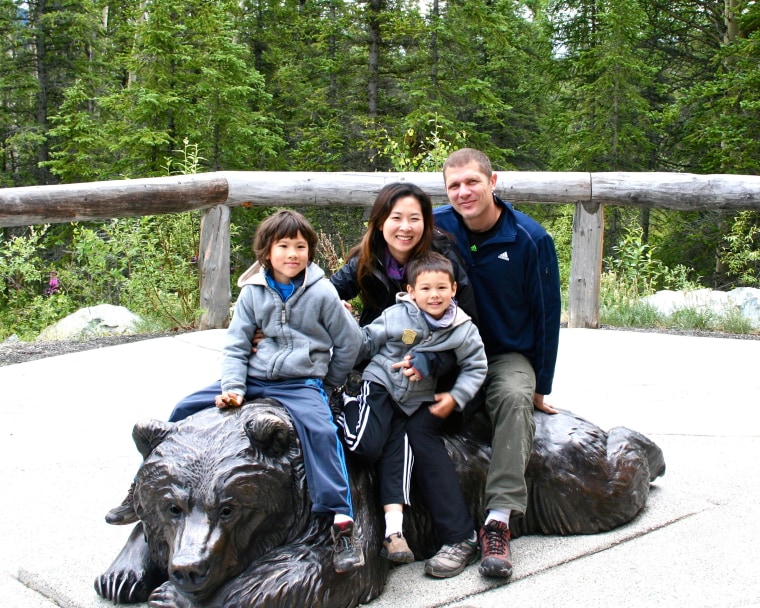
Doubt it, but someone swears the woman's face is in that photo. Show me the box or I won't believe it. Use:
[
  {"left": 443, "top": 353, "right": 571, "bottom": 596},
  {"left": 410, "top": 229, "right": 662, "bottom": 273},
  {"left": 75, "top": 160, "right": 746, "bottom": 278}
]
[{"left": 379, "top": 195, "right": 424, "bottom": 264}]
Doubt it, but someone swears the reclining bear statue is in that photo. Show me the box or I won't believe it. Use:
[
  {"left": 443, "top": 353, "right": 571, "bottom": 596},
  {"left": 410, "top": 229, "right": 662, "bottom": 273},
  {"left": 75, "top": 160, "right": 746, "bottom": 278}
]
[{"left": 95, "top": 398, "right": 665, "bottom": 608}]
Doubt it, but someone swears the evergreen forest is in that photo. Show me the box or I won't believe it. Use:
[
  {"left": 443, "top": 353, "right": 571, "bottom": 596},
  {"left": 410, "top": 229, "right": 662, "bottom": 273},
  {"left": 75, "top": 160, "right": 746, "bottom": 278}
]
[{"left": 1, "top": 0, "right": 759, "bottom": 338}]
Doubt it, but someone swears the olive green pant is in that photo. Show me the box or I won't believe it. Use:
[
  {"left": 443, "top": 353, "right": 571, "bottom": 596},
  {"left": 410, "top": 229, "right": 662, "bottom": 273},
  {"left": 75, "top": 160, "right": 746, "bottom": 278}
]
[{"left": 483, "top": 352, "right": 536, "bottom": 517}]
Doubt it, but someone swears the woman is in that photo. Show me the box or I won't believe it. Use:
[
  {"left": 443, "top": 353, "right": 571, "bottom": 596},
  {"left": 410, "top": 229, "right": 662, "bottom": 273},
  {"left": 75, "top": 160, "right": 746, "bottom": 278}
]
[{"left": 330, "top": 182, "right": 477, "bottom": 326}]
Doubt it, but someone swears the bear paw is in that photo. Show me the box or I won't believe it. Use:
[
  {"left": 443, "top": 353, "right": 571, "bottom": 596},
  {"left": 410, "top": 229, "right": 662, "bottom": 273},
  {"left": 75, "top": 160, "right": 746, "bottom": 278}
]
[{"left": 148, "top": 581, "right": 193, "bottom": 608}]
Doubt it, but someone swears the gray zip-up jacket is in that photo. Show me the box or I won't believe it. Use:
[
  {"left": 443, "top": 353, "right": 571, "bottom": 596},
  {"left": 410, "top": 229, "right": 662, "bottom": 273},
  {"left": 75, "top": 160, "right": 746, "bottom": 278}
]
[
  {"left": 360, "top": 293, "right": 487, "bottom": 414},
  {"left": 221, "top": 262, "right": 362, "bottom": 396}
]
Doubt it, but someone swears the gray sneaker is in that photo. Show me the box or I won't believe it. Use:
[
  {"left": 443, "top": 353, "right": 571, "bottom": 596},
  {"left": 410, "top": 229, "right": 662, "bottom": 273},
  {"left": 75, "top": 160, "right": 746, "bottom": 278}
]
[
  {"left": 424, "top": 536, "right": 479, "bottom": 578},
  {"left": 104, "top": 481, "right": 138, "bottom": 525},
  {"left": 331, "top": 521, "right": 365, "bottom": 573}
]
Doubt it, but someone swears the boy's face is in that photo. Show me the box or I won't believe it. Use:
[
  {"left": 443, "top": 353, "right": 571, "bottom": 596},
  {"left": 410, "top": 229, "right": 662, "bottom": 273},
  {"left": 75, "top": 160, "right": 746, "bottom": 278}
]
[
  {"left": 407, "top": 270, "right": 457, "bottom": 319},
  {"left": 267, "top": 231, "right": 309, "bottom": 284}
]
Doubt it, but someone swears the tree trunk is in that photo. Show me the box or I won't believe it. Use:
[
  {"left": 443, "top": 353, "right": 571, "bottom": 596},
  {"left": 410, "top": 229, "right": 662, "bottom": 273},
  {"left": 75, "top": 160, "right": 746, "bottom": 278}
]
[
  {"left": 367, "top": 0, "right": 382, "bottom": 118},
  {"left": 32, "top": 0, "right": 51, "bottom": 184}
]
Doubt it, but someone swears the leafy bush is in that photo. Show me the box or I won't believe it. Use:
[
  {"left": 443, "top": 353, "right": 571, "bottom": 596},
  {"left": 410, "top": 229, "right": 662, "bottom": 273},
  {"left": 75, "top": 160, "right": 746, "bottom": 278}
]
[
  {"left": 721, "top": 211, "right": 760, "bottom": 288},
  {"left": 605, "top": 223, "right": 700, "bottom": 296},
  {"left": 598, "top": 222, "right": 756, "bottom": 334},
  {"left": 0, "top": 227, "right": 78, "bottom": 340}
]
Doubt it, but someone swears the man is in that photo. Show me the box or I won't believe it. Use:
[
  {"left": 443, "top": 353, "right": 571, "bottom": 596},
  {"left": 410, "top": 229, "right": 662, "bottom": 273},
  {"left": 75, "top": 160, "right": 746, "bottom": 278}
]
[{"left": 433, "top": 148, "right": 561, "bottom": 580}]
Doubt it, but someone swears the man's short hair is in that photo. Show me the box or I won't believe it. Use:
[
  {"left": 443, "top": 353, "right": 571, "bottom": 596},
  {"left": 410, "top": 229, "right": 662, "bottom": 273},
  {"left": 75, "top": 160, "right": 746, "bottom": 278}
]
[{"left": 443, "top": 148, "right": 493, "bottom": 181}]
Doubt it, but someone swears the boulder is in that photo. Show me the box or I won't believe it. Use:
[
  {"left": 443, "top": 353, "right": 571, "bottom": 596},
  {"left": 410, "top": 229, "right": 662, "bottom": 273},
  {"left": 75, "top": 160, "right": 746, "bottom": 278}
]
[
  {"left": 642, "top": 287, "right": 760, "bottom": 328},
  {"left": 37, "top": 304, "right": 142, "bottom": 341}
]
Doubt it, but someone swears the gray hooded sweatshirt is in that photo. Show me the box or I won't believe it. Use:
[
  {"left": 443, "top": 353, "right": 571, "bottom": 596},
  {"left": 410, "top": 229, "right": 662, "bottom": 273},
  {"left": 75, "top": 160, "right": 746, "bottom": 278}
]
[
  {"left": 221, "top": 262, "right": 362, "bottom": 397},
  {"left": 360, "top": 293, "right": 487, "bottom": 414}
]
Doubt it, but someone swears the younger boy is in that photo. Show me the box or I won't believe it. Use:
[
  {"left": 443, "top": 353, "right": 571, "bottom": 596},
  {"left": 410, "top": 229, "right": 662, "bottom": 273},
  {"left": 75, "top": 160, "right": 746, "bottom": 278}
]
[
  {"left": 106, "top": 210, "right": 364, "bottom": 573},
  {"left": 337, "top": 252, "right": 487, "bottom": 578}
]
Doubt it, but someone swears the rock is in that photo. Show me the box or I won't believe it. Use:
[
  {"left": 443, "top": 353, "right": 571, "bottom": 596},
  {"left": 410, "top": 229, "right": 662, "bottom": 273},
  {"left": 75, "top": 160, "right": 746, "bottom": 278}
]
[
  {"left": 37, "top": 304, "right": 142, "bottom": 341},
  {"left": 642, "top": 287, "right": 760, "bottom": 328},
  {"left": 730, "top": 287, "right": 760, "bottom": 326}
]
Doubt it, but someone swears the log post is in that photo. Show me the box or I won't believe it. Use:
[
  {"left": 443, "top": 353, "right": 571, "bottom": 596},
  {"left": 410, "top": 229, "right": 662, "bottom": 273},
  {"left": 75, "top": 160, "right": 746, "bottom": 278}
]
[
  {"left": 568, "top": 201, "right": 605, "bottom": 328},
  {"left": 197, "top": 204, "right": 231, "bottom": 330}
]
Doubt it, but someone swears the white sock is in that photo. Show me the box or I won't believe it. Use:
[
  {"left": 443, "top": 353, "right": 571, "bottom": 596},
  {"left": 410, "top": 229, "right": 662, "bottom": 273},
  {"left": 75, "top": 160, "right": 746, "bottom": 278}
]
[
  {"left": 334, "top": 514, "right": 352, "bottom": 525},
  {"left": 485, "top": 509, "right": 511, "bottom": 527},
  {"left": 384, "top": 510, "right": 404, "bottom": 537}
]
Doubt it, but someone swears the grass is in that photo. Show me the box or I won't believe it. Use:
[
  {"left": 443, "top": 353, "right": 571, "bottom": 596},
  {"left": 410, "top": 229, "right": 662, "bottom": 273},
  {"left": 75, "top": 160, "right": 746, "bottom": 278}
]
[{"left": 597, "top": 283, "right": 760, "bottom": 336}]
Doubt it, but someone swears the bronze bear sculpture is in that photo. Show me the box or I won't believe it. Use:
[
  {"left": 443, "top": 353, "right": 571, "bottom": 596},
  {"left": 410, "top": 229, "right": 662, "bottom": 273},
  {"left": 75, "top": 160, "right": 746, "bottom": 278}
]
[{"left": 95, "top": 399, "right": 665, "bottom": 607}]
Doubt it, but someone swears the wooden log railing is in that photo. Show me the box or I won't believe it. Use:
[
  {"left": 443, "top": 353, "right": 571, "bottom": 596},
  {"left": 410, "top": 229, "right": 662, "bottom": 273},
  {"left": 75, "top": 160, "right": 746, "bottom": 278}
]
[{"left": 2, "top": 171, "right": 759, "bottom": 329}]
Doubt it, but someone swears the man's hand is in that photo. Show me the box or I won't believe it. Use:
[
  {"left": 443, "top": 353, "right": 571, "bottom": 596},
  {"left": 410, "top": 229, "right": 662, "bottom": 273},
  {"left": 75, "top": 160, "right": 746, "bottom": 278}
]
[
  {"left": 429, "top": 392, "right": 457, "bottom": 419},
  {"left": 215, "top": 391, "right": 244, "bottom": 409},
  {"left": 533, "top": 393, "right": 558, "bottom": 414}
]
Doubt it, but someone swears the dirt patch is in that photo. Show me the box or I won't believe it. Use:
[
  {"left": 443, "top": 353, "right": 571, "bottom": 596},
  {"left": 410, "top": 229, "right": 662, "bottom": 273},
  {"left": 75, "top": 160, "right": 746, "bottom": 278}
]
[
  {"left": 2, "top": 325, "right": 758, "bottom": 368},
  {"left": 0, "top": 330, "right": 197, "bottom": 367}
]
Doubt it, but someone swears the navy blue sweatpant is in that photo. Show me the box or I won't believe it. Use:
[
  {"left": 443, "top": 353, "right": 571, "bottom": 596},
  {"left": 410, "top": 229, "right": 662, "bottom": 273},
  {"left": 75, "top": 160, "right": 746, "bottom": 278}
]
[{"left": 169, "top": 377, "right": 353, "bottom": 518}]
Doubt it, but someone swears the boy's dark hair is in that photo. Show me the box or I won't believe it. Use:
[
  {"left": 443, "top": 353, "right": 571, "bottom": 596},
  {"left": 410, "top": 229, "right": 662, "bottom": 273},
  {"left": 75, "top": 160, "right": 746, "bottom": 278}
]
[
  {"left": 253, "top": 209, "right": 318, "bottom": 269},
  {"left": 406, "top": 252, "right": 456, "bottom": 287}
]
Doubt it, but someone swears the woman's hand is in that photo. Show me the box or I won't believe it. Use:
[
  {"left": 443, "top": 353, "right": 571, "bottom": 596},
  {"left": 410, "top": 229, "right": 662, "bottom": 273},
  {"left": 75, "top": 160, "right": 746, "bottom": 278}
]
[{"left": 251, "top": 328, "right": 265, "bottom": 353}]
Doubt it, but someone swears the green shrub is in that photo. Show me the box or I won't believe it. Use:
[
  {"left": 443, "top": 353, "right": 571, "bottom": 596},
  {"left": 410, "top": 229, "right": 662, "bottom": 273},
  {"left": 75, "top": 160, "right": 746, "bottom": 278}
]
[{"left": 721, "top": 211, "right": 760, "bottom": 288}]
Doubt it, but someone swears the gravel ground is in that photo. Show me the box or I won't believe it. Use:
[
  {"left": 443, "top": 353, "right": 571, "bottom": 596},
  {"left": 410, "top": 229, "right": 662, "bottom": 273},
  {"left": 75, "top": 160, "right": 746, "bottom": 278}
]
[
  {"left": 0, "top": 330, "right": 197, "bottom": 367},
  {"left": 1, "top": 325, "right": 757, "bottom": 368}
]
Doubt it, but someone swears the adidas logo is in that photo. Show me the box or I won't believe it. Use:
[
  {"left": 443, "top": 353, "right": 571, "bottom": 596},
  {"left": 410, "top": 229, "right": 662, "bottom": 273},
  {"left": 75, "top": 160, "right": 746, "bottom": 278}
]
[{"left": 498, "top": 251, "right": 510, "bottom": 262}]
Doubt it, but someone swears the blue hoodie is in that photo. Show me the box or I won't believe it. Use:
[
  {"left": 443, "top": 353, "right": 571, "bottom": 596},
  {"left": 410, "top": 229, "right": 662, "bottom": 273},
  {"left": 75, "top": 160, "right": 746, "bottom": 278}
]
[{"left": 433, "top": 196, "right": 561, "bottom": 395}]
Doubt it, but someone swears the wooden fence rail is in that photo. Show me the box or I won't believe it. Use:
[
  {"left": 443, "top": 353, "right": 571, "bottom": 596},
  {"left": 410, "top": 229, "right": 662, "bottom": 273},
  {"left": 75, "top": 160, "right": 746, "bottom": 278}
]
[{"left": 2, "top": 171, "right": 759, "bottom": 329}]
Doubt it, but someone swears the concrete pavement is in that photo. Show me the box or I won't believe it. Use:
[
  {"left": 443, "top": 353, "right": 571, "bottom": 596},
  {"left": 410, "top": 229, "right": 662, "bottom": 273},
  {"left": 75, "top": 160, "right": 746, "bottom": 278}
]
[{"left": 1, "top": 328, "right": 758, "bottom": 608}]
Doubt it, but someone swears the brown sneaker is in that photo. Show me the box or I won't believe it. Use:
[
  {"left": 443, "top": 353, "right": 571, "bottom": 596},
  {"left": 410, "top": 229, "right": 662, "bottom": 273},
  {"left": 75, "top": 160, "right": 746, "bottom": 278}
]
[
  {"left": 478, "top": 520, "right": 513, "bottom": 578},
  {"left": 104, "top": 481, "right": 138, "bottom": 525},
  {"left": 331, "top": 520, "right": 365, "bottom": 573},
  {"left": 381, "top": 532, "right": 414, "bottom": 563}
]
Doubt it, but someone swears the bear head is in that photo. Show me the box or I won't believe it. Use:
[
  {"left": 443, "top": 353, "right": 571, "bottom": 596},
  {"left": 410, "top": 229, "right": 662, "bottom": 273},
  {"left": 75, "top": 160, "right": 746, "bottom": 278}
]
[{"left": 132, "top": 400, "right": 311, "bottom": 603}]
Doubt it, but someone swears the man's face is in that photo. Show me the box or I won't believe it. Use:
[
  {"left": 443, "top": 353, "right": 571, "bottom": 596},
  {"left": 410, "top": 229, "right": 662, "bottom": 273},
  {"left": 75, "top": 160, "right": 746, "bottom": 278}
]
[{"left": 444, "top": 160, "right": 499, "bottom": 230}]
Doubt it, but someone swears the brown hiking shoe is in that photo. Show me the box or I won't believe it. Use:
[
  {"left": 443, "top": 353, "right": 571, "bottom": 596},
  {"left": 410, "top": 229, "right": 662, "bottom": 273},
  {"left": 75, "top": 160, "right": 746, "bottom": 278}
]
[
  {"left": 424, "top": 536, "right": 479, "bottom": 578},
  {"left": 478, "top": 520, "right": 513, "bottom": 578},
  {"left": 381, "top": 532, "right": 414, "bottom": 563},
  {"left": 104, "top": 481, "right": 138, "bottom": 525},
  {"left": 331, "top": 520, "right": 365, "bottom": 573}
]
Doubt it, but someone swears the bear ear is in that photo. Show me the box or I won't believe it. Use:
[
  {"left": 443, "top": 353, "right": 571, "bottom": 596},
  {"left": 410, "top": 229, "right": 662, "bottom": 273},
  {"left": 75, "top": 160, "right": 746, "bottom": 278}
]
[
  {"left": 132, "top": 419, "right": 175, "bottom": 459},
  {"left": 244, "top": 413, "right": 292, "bottom": 458}
]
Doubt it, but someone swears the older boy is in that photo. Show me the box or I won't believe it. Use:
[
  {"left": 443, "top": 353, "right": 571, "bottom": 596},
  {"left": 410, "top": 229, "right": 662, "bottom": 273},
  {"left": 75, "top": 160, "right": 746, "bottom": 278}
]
[{"left": 107, "top": 210, "right": 365, "bottom": 573}]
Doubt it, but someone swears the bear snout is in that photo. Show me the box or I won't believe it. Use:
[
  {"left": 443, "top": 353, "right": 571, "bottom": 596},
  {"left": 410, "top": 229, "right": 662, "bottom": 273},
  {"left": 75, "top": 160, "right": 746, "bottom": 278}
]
[
  {"left": 169, "top": 557, "right": 211, "bottom": 593},
  {"left": 167, "top": 511, "right": 222, "bottom": 597}
]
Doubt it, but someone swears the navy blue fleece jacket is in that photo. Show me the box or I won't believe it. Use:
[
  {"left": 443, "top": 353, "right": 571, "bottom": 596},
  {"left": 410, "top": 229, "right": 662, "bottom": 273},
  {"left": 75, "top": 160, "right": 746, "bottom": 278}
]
[{"left": 433, "top": 197, "right": 561, "bottom": 395}]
